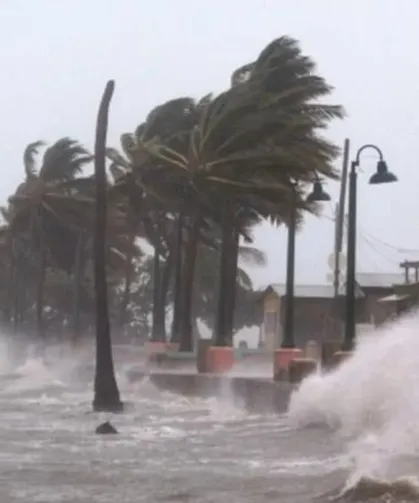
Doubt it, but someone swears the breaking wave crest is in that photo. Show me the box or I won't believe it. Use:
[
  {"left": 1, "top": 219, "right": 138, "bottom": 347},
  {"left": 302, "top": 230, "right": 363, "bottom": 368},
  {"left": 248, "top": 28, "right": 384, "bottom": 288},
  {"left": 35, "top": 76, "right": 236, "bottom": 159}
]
[{"left": 288, "top": 311, "right": 419, "bottom": 494}]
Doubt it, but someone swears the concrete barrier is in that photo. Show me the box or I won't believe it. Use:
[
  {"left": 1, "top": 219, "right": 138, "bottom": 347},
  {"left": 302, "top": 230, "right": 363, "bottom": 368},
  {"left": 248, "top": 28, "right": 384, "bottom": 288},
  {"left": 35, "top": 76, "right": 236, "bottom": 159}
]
[
  {"left": 330, "top": 350, "right": 352, "bottom": 368},
  {"left": 321, "top": 340, "right": 342, "bottom": 369},
  {"left": 125, "top": 370, "right": 295, "bottom": 414},
  {"left": 273, "top": 348, "right": 303, "bottom": 381},
  {"left": 288, "top": 358, "right": 317, "bottom": 383},
  {"left": 205, "top": 347, "right": 234, "bottom": 374}
]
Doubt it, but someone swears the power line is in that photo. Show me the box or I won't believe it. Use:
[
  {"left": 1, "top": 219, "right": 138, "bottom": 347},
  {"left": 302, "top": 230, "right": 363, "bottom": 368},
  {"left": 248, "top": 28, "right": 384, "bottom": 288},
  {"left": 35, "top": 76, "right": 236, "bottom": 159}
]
[
  {"left": 321, "top": 210, "right": 419, "bottom": 255},
  {"left": 360, "top": 229, "right": 419, "bottom": 254},
  {"left": 359, "top": 234, "right": 401, "bottom": 267},
  {"left": 358, "top": 237, "right": 387, "bottom": 272}
]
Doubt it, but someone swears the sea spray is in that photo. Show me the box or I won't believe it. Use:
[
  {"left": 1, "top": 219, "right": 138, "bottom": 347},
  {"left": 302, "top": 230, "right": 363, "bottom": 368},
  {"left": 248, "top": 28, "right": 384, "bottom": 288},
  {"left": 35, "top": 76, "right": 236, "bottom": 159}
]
[{"left": 288, "top": 310, "right": 419, "bottom": 483}]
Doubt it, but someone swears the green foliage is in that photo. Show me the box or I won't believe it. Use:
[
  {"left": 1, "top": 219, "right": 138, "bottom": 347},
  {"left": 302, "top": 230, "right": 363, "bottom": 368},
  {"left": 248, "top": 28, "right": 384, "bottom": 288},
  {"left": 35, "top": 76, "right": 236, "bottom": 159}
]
[{"left": 0, "top": 35, "right": 343, "bottom": 342}]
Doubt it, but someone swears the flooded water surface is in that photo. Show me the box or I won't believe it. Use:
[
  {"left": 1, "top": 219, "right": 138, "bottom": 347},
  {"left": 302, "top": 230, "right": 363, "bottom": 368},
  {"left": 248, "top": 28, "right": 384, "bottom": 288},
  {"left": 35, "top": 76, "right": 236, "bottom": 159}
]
[{"left": 1, "top": 315, "right": 419, "bottom": 502}]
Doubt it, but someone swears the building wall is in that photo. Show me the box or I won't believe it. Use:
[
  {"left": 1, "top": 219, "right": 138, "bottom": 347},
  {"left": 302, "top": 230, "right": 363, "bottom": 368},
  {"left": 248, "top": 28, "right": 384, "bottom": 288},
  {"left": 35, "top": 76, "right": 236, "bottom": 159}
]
[
  {"left": 360, "top": 287, "right": 396, "bottom": 325},
  {"left": 284, "top": 297, "right": 336, "bottom": 347},
  {"left": 262, "top": 294, "right": 337, "bottom": 348},
  {"left": 262, "top": 292, "right": 281, "bottom": 350},
  {"left": 261, "top": 288, "right": 397, "bottom": 350}
]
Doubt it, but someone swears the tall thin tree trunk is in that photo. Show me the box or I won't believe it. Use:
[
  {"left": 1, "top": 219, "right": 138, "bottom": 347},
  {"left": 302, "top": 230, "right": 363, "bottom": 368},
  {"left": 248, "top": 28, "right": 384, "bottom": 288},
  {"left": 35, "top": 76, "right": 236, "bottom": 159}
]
[
  {"left": 171, "top": 211, "right": 184, "bottom": 343},
  {"left": 72, "top": 232, "right": 84, "bottom": 343},
  {"left": 118, "top": 231, "right": 135, "bottom": 328},
  {"left": 92, "top": 79, "right": 123, "bottom": 413},
  {"left": 4, "top": 250, "right": 14, "bottom": 325},
  {"left": 12, "top": 245, "right": 21, "bottom": 333},
  {"left": 151, "top": 245, "right": 166, "bottom": 342},
  {"left": 18, "top": 259, "right": 27, "bottom": 325},
  {"left": 35, "top": 244, "right": 46, "bottom": 339},
  {"left": 224, "top": 226, "right": 239, "bottom": 341},
  {"left": 214, "top": 201, "right": 235, "bottom": 347},
  {"left": 160, "top": 248, "right": 174, "bottom": 311},
  {"left": 179, "top": 207, "right": 201, "bottom": 351}
]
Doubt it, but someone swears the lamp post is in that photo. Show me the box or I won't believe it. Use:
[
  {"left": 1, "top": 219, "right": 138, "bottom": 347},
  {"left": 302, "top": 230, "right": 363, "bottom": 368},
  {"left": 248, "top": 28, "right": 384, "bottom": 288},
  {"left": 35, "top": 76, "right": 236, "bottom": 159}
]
[
  {"left": 342, "top": 144, "right": 397, "bottom": 351},
  {"left": 281, "top": 180, "right": 331, "bottom": 348}
]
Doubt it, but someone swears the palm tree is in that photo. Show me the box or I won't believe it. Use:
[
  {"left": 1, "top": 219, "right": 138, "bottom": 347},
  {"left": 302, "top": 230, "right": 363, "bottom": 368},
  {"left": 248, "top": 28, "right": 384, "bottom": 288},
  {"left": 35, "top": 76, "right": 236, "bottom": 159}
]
[
  {"left": 128, "top": 238, "right": 265, "bottom": 343},
  {"left": 7, "top": 139, "right": 93, "bottom": 338},
  {"left": 147, "top": 36, "right": 344, "bottom": 348},
  {"left": 92, "top": 80, "right": 123, "bottom": 413}
]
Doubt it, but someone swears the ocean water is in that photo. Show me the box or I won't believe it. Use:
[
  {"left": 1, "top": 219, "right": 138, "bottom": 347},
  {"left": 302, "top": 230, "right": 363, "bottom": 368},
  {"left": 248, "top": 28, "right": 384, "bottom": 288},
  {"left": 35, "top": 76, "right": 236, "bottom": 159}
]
[{"left": 0, "top": 314, "right": 418, "bottom": 502}]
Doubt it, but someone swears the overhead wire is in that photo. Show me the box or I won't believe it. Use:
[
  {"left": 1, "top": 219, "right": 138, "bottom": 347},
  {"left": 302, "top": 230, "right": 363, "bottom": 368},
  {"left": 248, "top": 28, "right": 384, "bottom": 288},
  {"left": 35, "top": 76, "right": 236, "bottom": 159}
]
[
  {"left": 359, "top": 234, "right": 401, "bottom": 268},
  {"left": 359, "top": 229, "right": 419, "bottom": 254},
  {"left": 321, "top": 207, "right": 419, "bottom": 257},
  {"left": 320, "top": 210, "right": 409, "bottom": 272}
]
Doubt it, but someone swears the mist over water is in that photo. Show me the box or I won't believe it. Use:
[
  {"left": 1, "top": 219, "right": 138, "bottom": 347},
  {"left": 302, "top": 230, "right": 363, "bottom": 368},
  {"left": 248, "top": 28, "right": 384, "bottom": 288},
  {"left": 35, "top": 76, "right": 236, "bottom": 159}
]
[{"left": 288, "top": 310, "right": 419, "bottom": 498}]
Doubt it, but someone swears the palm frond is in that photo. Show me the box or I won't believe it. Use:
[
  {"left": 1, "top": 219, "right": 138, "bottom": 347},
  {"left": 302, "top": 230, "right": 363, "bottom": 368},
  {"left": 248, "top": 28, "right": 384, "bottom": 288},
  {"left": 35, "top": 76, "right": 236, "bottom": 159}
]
[
  {"left": 106, "top": 147, "right": 131, "bottom": 169},
  {"left": 23, "top": 140, "right": 45, "bottom": 179},
  {"left": 238, "top": 246, "right": 267, "bottom": 267},
  {"left": 109, "top": 163, "right": 126, "bottom": 184},
  {"left": 39, "top": 137, "right": 91, "bottom": 182},
  {"left": 236, "top": 268, "right": 253, "bottom": 290}
]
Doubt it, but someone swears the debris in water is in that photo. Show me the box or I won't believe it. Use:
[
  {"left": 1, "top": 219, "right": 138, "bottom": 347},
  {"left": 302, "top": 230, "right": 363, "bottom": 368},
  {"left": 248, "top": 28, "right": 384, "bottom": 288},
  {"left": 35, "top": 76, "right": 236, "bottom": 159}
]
[{"left": 95, "top": 421, "right": 118, "bottom": 434}]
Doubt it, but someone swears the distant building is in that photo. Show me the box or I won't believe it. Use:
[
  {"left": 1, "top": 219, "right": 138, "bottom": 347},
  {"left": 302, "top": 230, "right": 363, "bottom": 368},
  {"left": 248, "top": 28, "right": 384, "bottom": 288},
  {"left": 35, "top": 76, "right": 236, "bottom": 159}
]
[{"left": 258, "top": 272, "right": 405, "bottom": 350}]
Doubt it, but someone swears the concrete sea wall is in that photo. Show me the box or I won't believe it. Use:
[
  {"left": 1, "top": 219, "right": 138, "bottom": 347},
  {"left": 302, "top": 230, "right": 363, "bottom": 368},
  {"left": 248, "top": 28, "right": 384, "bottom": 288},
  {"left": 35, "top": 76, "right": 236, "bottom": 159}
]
[{"left": 126, "top": 370, "right": 296, "bottom": 414}]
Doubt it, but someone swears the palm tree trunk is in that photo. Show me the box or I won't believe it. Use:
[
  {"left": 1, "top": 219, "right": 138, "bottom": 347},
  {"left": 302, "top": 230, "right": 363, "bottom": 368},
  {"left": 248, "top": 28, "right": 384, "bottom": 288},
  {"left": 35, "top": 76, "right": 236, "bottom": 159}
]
[
  {"left": 11, "top": 247, "right": 21, "bottom": 332},
  {"left": 118, "top": 232, "right": 135, "bottom": 328},
  {"left": 4, "top": 252, "right": 14, "bottom": 324},
  {"left": 151, "top": 245, "right": 166, "bottom": 342},
  {"left": 18, "top": 261, "right": 27, "bottom": 325},
  {"left": 160, "top": 247, "right": 174, "bottom": 320},
  {"left": 224, "top": 226, "right": 239, "bottom": 340},
  {"left": 92, "top": 80, "right": 123, "bottom": 413},
  {"left": 214, "top": 201, "right": 235, "bottom": 346},
  {"left": 72, "top": 232, "right": 84, "bottom": 343},
  {"left": 171, "top": 211, "right": 183, "bottom": 343},
  {"left": 179, "top": 207, "right": 201, "bottom": 351},
  {"left": 35, "top": 244, "right": 46, "bottom": 339}
]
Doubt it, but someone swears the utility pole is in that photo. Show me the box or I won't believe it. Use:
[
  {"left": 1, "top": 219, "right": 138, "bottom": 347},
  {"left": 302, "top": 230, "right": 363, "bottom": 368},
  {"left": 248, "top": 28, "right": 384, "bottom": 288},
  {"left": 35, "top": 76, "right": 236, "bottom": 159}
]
[{"left": 333, "top": 139, "right": 350, "bottom": 331}]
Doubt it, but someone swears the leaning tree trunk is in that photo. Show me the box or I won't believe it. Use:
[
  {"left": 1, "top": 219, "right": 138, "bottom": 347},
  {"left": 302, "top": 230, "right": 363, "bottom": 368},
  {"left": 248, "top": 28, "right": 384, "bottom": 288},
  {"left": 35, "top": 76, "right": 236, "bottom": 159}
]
[
  {"left": 11, "top": 251, "right": 21, "bottom": 333},
  {"left": 35, "top": 243, "right": 46, "bottom": 339},
  {"left": 151, "top": 245, "right": 166, "bottom": 342},
  {"left": 92, "top": 80, "right": 123, "bottom": 413},
  {"left": 224, "top": 225, "right": 239, "bottom": 341},
  {"left": 18, "top": 257, "right": 28, "bottom": 326},
  {"left": 118, "top": 232, "right": 135, "bottom": 328},
  {"left": 213, "top": 201, "right": 235, "bottom": 347},
  {"left": 118, "top": 204, "right": 137, "bottom": 328},
  {"left": 10, "top": 240, "right": 23, "bottom": 332},
  {"left": 171, "top": 210, "right": 184, "bottom": 343},
  {"left": 179, "top": 207, "right": 201, "bottom": 351},
  {"left": 72, "top": 232, "right": 85, "bottom": 344},
  {"left": 160, "top": 247, "right": 174, "bottom": 314},
  {"left": 4, "top": 251, "right": 14, "bottom": 325}
]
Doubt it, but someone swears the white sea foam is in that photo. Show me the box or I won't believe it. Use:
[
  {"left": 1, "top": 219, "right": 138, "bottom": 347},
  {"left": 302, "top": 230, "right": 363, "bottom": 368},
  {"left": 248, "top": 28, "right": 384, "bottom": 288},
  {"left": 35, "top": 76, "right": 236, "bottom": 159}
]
[{"left": 288, "top": 310, "right": 419, "bottom": 486}]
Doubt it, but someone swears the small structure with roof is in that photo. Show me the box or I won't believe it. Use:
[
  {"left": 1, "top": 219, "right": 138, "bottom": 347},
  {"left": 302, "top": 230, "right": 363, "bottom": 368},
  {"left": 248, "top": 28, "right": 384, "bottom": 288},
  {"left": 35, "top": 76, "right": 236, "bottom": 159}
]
[{"left": 258, "top": 272, "right": 405, "bottom": 350}]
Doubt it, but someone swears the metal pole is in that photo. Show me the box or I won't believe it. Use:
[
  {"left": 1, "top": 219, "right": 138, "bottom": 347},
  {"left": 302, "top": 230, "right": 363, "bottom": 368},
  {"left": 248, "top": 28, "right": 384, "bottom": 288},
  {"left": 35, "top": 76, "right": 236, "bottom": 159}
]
[
  {"left": 333, "top": 202, "right": 340, "bottom": 298},
  {"left": 282, "top": 189, "right": 296, "bottom": 348},
  {"left": 343, "top": 161, "right": 357, "bottom": 351}
]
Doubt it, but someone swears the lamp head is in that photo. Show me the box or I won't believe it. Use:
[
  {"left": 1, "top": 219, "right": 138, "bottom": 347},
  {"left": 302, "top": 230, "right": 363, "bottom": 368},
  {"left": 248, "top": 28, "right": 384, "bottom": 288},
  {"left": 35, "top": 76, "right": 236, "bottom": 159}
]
[
  {"left": 369, "top": 160, "right": 398, "bottom": 184},
  {"left": 306, "top": 180, "right": 331, "bottom": 202}
]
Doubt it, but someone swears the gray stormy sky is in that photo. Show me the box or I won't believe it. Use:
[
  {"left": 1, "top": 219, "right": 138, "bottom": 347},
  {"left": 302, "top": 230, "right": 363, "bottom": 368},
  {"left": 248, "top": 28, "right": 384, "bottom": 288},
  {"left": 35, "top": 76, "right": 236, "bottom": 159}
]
[{"left": 1, "top": 0, "right": 419, "bottom": 289}]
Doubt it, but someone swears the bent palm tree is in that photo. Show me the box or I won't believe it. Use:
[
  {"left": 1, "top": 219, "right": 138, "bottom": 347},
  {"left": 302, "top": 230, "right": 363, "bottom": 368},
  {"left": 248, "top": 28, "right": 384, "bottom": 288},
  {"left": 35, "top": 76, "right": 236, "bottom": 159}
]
[
  {"left": 92, "top": 80, "right": 123, "bottom": 413},
  {"left": 8, "top": 138, "right": 93, "bottom": 338},
  {"left": 148, "top": 36, "right": 344, "bottom": 347}
]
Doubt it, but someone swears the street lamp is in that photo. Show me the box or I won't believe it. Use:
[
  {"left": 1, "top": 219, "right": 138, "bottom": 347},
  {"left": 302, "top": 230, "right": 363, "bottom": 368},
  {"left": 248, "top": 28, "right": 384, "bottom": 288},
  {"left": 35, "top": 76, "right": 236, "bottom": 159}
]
[
  {"left": 342, "top": 144, "right": 397, "bottom": 351},
  {"left": 281, "top": 179, "right": 331, "bottom": 348}
]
